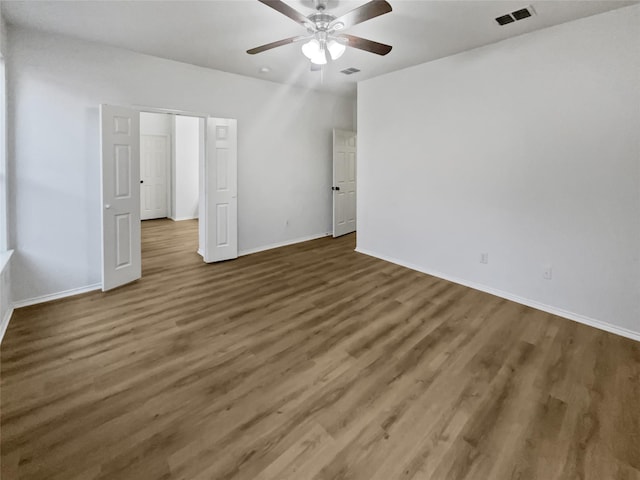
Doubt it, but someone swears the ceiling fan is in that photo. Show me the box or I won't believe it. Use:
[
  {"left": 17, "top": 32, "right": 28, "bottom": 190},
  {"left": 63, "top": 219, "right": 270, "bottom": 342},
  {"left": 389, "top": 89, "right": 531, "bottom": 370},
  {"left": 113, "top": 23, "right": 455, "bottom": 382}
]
[{"left": 247, "top": 0, "right": 393, "bottom": 66}]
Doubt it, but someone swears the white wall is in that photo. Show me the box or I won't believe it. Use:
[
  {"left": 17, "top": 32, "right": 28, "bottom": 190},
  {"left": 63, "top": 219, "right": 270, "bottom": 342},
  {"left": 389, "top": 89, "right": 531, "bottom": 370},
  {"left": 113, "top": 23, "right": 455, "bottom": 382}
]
[
  {"left": 0, "top": 7, "right": 7, "bottom": 248},
  {"left": 357, "top": 6, "right": 640, "bottom": 338},
  {"left": 0, "top": 7, "right": 12, "bottom": 340},
  {"left": 140, "top": 111, "right": 171, "bottom": 136},
  {"left": 7, "top": 26, "right": 355, "bottom": 303},
  {"left": 0, "top": 9, "right": 5, "bottom": 57},
  {"left": 174, "top": 115, "right": 200, "bottom": 221}
]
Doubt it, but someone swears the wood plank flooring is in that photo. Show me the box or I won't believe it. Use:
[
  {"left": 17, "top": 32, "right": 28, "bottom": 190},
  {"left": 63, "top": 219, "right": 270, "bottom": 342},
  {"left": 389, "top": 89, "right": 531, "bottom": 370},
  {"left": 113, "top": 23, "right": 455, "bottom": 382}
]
[{"left": 2, "top": 218, "right": 639, "bottom": 479}]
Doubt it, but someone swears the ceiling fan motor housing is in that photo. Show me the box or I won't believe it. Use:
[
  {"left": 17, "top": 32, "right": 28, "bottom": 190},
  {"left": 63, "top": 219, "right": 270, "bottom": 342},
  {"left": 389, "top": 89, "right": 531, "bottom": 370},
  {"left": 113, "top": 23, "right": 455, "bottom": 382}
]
[{"left": 308, "top": 12, "right": 336, "bottom": 32}]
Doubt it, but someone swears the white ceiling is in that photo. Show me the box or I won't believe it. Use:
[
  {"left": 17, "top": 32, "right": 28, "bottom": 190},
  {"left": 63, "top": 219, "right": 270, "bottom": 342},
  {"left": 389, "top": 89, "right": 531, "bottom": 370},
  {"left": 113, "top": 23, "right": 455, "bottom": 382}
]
[{"left": 2, "top": 0, "right": 636, "bottom": 96}]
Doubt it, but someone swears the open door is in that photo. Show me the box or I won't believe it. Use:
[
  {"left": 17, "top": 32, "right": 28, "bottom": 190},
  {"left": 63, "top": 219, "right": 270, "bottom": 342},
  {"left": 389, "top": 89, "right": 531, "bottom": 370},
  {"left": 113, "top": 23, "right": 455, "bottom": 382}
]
[
  {"left": 202, "top": 117, "right": 238, "bottom": 262},
  {"left": 100, "top": 105, "right": 141, "bottom": 291},
  {"left": 332, "top": 129, "right": 357, "bottom": 237}
]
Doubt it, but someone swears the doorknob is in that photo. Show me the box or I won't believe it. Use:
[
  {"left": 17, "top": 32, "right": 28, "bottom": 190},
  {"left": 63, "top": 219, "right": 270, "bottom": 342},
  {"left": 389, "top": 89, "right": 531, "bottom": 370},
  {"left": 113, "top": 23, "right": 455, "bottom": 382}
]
[
  {"left": 140, "top": 180, "right": 144, "bottom": 184},
  {"left": 105, "top": 204, "right": 111, "bottom": 209}
]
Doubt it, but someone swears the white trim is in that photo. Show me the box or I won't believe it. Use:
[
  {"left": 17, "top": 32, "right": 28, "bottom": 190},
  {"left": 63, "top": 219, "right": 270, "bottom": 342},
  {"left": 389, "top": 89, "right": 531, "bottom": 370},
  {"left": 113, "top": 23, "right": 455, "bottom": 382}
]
[
  {"left": 133, "top": 105, "right": 209, "bottom": 119},
  {"left": 0, "top": 248, "right": 12, "bottom": 272},
  {"left": 355, "top": 247, "right": 640, "bottom": 343},
  {"left": 0, "top": 305, "right": 13, "bottom": 344},
  {"left": 239, "top": 233, "right": 330, "bottom": 257},
  {"left": 0, "top": 250, "right": 13, "bottom": 344},
  {"left": 13, "top": 283, "right": 102, "bottom": 309},
  {"left": 172, "top": 217, "right": 198, "bottom": 222}
]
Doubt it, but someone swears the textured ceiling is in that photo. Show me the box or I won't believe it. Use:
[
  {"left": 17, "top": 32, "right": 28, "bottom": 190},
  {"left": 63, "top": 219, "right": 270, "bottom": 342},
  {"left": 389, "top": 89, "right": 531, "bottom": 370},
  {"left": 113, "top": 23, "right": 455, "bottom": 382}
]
[{"left": 2, "top": 0, "right": 637, "bottom": 96}]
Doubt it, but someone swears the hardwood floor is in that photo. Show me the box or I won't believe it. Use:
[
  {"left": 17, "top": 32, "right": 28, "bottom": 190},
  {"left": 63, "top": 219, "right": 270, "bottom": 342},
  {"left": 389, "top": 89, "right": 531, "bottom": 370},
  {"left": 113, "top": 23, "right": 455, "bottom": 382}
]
[{"left": 2, "top": 218, "right": 639, "bottom": 479}]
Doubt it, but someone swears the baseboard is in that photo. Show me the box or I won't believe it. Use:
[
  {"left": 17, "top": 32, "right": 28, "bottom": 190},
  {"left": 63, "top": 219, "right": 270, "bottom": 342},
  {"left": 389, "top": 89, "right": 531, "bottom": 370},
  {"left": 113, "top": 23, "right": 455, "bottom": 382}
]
[
  {"left": 0, "top": 306, "right": 14, "bottom": 344},
  {"left": 355, "top": 247, "right": 640, "bottom": 343},
  {"left": 171, "top": 217, "right": 198, "bottom": 222},
  {"left": 239, "top": 233, "right": 331, "bottom": 257},
  {"left": 13, "top": 283, "right": 102, "bottom": 309}
]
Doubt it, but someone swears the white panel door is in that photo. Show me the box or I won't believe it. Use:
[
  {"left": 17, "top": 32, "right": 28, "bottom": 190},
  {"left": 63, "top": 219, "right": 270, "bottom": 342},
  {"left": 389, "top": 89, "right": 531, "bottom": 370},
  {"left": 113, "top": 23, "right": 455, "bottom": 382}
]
[
  {"left": 100, "top": 104, "right": 141, "bottom": 291},
  {"left": 333, "top": 129, "right": 357, "bottom": 237},
  {"left": 203, "top": 118, "right": 237, "bottom": 262},
  {"left": 140, "top": 134, "right": 169, "bottom": 220}
]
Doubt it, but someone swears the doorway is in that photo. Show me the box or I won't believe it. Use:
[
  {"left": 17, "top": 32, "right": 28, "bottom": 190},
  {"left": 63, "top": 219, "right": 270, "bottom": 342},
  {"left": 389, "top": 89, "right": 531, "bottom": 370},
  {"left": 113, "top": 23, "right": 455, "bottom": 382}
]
[
  {"left": 139, "top": 112, "right": 203, "bottom": 223},
  {"left": 100, "top": 104, "right": 238, "bottom": 292},
  {"left": 139, "top": 112, "right": 203, "bottom": 276}
]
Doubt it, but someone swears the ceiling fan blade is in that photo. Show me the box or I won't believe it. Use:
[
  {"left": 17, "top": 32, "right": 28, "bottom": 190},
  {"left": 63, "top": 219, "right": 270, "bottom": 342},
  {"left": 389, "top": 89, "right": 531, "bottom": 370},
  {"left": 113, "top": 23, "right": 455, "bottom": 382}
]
[
  {"left": 258, "top": 0, "right": 313, "bottom": 28},
  {"left": 247, "top": 35, "right": 306, "bottom": 54},
  {"left": 339, "top": 34, "right": 392, "bottom": 56},
  {"left": 329, "top": 0, "right": 392, "bottom": 30}
]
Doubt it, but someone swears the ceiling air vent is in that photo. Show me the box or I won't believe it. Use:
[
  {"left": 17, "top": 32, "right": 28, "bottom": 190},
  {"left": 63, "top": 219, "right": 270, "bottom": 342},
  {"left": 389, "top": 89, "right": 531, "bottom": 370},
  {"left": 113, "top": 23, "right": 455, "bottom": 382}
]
[
  {"left": 495, "top": 6, "right": 535, "bottom": 26},
  {"left": 495, "top": 14, "right": 515, "bottom": 26},
  {"left": 512, "top": 8, "right": 532, "bottom": 20},
  {"left": 341, "top": 67, "right": 361, "bottom": 75}
]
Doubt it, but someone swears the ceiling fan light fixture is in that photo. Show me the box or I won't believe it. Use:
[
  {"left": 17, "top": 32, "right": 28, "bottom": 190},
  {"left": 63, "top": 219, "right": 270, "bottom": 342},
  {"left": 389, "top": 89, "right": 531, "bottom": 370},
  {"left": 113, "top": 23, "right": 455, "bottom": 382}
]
[
  {"left": 301, "top": 39, "right": 321, "bottom": 60},
  {"left": 302, "top": 38, "right": 328, "bottom": 65},
  {"left": 310, "top": 48, "right": 327, "bottom": 65},
  {"left": 327, "top": 39, "right": 346, "bottom": 60}
]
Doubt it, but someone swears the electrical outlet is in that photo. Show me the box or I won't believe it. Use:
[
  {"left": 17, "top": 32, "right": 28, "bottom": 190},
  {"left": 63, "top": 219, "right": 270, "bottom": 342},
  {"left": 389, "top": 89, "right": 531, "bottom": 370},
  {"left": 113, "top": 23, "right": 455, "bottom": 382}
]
[
  {"left": 480, "top": 253, "right": 489, "bottom": 264},
  {"left": 543, "top": 265, "right": 552, "bottom": 280}
]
